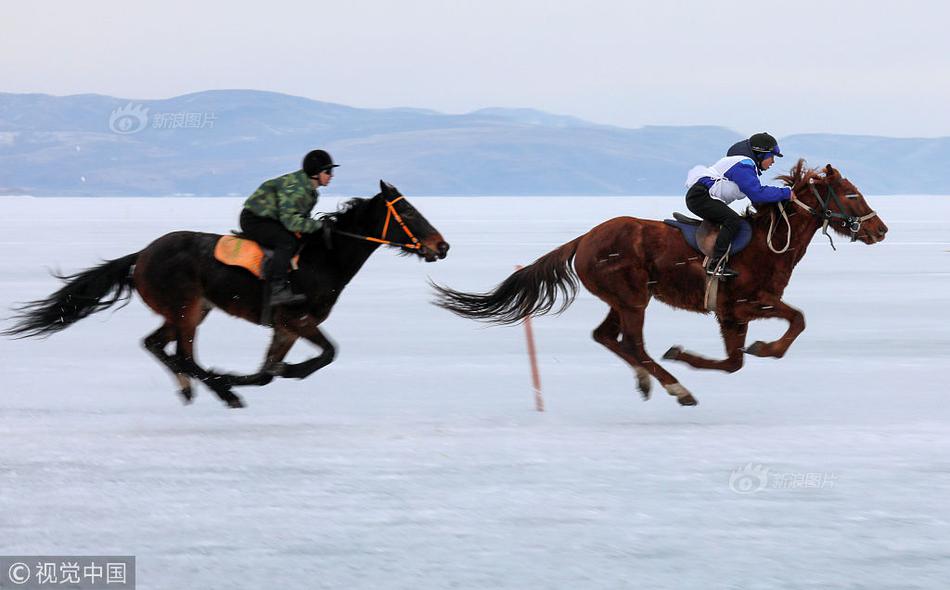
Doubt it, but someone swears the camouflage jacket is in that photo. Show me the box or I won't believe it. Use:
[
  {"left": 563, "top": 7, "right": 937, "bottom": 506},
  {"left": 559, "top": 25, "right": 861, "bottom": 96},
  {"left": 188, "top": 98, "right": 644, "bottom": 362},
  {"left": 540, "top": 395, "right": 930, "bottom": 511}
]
[{"left": 242, "top": 169, "right": 322, "bottom": 233}]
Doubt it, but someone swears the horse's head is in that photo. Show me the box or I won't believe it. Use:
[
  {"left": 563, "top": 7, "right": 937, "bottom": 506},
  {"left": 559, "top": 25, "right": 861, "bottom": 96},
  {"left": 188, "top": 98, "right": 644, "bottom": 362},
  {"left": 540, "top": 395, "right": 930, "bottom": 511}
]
[
  {"left": 375, "top": 180, "right": 449, "bottom": 262},
  {"left": 779, "top": 160, "right": 888, "bottom": 245},
  {"left": 320, "top": 181, "right": 449, "bottom": 262}
]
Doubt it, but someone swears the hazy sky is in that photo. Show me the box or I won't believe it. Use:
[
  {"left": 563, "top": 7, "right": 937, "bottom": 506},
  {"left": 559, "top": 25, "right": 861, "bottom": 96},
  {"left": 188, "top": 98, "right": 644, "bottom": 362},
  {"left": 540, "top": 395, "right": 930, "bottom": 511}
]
[{"left": 2, "top": 0, "right": 947, "bottom": 137}]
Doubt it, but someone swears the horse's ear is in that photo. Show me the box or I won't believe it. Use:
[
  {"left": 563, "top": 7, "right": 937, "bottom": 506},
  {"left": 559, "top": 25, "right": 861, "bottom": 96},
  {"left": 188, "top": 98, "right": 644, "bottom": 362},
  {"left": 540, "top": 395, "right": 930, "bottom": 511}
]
[
  {"left": 380, "top": 180, "right": 399, "bottom": 196},
  {"left": 824, "top": 164, "right": 839, "bottom": 179}
]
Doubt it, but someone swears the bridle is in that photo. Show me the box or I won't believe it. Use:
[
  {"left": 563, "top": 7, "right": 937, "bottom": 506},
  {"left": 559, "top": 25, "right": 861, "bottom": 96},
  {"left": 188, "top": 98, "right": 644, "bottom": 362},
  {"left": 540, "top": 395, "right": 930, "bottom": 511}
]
[
  {"left": 331, "top": 195, "right": 423, "bottom": 251},
  {"left": 790, "top": 178, "right": 879, "bottom": 250}
]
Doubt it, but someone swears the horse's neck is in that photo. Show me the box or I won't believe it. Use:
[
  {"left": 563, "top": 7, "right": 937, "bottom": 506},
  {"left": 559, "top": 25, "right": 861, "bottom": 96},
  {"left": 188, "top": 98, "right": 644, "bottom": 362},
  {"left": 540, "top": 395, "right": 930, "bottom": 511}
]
[{"left": 323, "top": 203, "right": 386, "bottom": 283}]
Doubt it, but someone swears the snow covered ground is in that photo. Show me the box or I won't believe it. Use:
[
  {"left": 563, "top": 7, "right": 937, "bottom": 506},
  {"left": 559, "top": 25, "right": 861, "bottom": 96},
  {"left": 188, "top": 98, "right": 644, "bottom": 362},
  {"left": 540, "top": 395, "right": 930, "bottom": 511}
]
[{"left": 1, "top": 194, "right": 948, "bottom": 589}]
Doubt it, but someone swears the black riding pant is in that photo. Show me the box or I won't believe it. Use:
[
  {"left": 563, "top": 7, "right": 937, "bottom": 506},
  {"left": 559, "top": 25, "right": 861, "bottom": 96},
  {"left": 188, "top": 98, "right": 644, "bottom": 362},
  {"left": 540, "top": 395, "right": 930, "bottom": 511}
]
[
  {"left": 685, "top": 182, "right": 743, "bottom": 261},
  {"left": 239, "top": 209, "right": 299, "bottom": 282}
]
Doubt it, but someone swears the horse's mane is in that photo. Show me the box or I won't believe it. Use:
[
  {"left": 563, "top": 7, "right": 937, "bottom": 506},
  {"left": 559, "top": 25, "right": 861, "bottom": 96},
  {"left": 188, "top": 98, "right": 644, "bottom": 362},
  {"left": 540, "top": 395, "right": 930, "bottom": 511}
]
[
  {"left": 742, "top": 158, "right": 818, "bottom": 220},
  {"left": 318, "top": 195, "right": 378, "bottom": 226},
  {"left": 775, "top": 158, "right": 821, "bottom": 191}
]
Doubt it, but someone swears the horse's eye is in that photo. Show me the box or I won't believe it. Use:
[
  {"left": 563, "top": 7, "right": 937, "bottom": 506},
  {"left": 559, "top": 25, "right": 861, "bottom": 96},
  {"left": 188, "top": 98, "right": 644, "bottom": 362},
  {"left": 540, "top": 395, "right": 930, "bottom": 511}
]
[{"left": 845, "top": 193, "right": 860, "bottom": 200}]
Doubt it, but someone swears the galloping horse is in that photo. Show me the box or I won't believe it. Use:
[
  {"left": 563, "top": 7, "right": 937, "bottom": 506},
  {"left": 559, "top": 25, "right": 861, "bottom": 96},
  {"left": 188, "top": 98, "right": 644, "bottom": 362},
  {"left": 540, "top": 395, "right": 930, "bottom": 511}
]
[
  {"left": 433, "top": 161, "right": 888, "bottom": 406},
  {"left": 5, "top": 181, "right": 449, "bottom": 408}
]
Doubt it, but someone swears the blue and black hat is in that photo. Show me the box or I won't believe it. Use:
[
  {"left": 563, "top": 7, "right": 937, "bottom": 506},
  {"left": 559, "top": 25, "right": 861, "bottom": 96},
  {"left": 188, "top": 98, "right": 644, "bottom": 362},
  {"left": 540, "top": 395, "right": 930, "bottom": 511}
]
[{"left": 749, "top": 132, "right": 783, "bottom": 158}]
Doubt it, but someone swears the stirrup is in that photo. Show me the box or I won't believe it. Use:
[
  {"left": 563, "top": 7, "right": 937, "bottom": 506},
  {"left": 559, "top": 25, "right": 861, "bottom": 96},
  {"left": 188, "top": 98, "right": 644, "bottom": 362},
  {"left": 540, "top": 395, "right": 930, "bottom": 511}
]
[{"left": 705, "top": 257, "right": 738, "bottom": 279}]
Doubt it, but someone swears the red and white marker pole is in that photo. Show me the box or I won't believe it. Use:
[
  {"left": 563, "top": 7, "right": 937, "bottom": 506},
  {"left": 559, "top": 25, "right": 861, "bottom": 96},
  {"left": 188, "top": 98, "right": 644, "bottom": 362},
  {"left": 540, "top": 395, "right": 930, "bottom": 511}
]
[{"left": 517, "top": 265, "right": 544, "bottom": 412}]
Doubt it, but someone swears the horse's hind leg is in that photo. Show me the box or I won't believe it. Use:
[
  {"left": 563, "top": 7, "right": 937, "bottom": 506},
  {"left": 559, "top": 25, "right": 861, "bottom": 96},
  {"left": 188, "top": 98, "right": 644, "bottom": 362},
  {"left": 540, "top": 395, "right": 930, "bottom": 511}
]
[
  {"left": 143, "top": 305, "right": 213, "bottom": 403},
  {"left": 592, "top": 308, "right": 653, "bottom": 399},
  {"left": 663, "top": 318, "right": 748, "bottom": 373},
  {"left": 144, "top": 322, "right": 195, "bottom": 403},
  {"left": 174, "top": 303, "right": 245, "bottom": 408},
  {"left": 616, "top": 305, "right": 698, "bottom": 406}
]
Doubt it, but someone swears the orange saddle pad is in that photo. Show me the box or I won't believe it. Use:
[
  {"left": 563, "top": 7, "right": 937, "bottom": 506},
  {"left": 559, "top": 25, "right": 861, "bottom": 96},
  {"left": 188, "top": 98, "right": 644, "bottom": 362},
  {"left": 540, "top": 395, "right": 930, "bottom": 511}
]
[{"left": 214, "top": 235, "right": 298, "bottom": 279}]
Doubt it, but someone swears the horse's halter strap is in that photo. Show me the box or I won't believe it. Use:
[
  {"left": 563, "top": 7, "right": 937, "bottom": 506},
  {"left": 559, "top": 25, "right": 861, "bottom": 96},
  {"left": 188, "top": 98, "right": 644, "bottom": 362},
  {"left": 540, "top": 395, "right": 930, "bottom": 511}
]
[
  {"left": 331, "top": 196, "right": 422, "bottom": 250},
  {"left": 791, "top": 179, "right": 878, "bottom": 250}
]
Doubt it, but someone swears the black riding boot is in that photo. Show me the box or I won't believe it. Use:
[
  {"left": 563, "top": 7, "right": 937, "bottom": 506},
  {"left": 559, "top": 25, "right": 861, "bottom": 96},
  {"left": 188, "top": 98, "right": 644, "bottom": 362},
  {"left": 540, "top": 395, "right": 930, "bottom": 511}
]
[{"left": 269, "top": 279, "right": 306, "bottom": 306}]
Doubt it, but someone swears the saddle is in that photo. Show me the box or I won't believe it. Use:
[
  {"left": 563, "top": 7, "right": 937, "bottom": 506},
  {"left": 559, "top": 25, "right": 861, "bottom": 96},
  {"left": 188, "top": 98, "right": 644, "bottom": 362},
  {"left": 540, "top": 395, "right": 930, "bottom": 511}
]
[
  {"left": 663, "top": 213, "right": 752, "bottom": 258},
  {"left": 213, "top": 235, "right": 299, "bottom": 279}
]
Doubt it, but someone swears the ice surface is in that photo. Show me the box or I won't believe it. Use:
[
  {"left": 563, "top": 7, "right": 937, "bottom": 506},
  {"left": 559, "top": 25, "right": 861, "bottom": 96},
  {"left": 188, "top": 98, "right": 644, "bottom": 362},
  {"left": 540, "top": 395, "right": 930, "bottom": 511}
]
[{"left": 0, "top": 195, "right": 948, "bottom": 589}]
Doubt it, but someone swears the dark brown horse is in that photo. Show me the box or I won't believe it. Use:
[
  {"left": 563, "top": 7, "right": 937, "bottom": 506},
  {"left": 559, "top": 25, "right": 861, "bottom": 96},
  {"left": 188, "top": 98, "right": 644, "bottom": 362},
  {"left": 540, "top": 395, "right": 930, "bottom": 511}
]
[
  {"left": 5, "top": 181, "right": 449, "bottom": 408},
  {"left": 433, "top": 161, "right": 888, "bottom": 406}
]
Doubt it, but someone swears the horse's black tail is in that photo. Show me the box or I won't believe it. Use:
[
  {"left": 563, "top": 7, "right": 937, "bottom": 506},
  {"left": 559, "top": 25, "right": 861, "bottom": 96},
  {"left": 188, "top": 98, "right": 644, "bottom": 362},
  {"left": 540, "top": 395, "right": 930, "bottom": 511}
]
[
  {"left": 431, "top": 237, "right": 582, "bottom": 325},
  {"left": 3, "top": 252, "right": 139, "bottom": 339}
]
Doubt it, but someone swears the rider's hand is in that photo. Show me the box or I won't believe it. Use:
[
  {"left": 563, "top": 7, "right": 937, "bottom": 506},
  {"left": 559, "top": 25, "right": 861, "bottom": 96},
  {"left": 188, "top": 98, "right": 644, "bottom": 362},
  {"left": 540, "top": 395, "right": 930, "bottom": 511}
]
[{"left": 789, "top": 190, "right": 798, "bottom": 202}]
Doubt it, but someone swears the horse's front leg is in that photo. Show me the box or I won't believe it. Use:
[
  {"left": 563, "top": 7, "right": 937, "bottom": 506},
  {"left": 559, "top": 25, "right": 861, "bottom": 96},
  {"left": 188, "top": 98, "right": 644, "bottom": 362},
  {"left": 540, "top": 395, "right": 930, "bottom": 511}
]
[
  {"left": 274, "top": 313, "right": 337, "bottom": 380},
  {"left": 224, "top": 328, "right": 298, "bottom": 386},
  {"left": 740, "top": 298, "right": 806, "bottom": 359},
  {"left": 663, "top": 318, "right": 748, "bottom": 373}
]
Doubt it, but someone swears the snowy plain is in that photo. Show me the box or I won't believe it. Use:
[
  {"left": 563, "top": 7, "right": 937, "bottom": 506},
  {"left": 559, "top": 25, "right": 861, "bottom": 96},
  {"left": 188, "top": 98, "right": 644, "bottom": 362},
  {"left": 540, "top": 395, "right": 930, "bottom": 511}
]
[{"left": 0, "top": 194, "right": 948, "bottom": 589}]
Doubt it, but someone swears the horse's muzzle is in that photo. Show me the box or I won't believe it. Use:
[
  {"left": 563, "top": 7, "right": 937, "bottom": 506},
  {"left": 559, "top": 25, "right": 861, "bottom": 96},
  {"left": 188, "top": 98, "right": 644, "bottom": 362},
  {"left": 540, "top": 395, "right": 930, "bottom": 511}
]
[{"left": 436, "top": 241, "right": 450, "bottom": 259}]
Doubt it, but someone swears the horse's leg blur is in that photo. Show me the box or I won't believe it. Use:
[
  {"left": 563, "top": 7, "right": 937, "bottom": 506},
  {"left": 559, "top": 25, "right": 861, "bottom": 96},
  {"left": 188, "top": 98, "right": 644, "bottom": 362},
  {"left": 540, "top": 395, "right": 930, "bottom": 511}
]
[
  {"left": 276, "top": 313, "right": 336, "bottom": 380},
  {"left": 144, "top": 321, "right": 195, "bottom": 403},
  {"left": 174, "top": 302, "right": 245, "bottom": 408},
  {"left": 582, "top": 260, "right": 695, "bottom": 405},
  {"left": 616, "top": 305, "right": 698, "bottom": 406},
  {"left": 663, "top": 318, "right": 748, "bottom": 373},
  {"left": 741, "top": 299, "right": 806, "bottom": 359},
  {"left": 592, "top": 308, "right": 653, "bottom": 399},
  {"left": 224, "top": 328, "right": 298, "bottom": 385}
]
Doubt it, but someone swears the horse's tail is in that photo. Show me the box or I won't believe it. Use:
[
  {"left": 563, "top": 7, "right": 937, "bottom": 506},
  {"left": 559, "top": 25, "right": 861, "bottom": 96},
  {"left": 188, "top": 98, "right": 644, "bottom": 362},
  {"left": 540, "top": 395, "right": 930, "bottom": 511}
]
[
  {"left": 3, "top": 252, "right": 139, "bottom": 339},
  {"left": 432, "top": 237, "right": 582, "bottom": 325}
]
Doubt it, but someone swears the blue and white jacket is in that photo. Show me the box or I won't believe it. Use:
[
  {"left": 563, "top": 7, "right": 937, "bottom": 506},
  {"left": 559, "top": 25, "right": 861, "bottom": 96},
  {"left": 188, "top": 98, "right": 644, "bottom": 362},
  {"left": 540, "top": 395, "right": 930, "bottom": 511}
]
[{"left": 685, "top": 156, "right": 791, "bottom": 205}]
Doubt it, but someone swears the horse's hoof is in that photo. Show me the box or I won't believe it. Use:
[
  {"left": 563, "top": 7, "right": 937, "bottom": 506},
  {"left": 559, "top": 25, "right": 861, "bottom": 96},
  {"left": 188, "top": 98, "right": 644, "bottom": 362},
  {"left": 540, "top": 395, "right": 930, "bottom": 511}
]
[
  {"left": 662, "top": 346, "right": 683, "bottom": 360},
  {"left": 678, "top": 394, "right": 698, "bottom": 406},
  {"left": 178, "top": 387, "right": 193, "bottom": 404},
  {"left": 743, "top": 341, "right": 767, "bottom": 356},
  {"left": 635, "top": 369, "right": 652, "bottom": 400},
  {"left": 665, "top": 383, "right": 698, "bottom": 406},
  {"left": 226, "top": 397, "right": 246, "bottom": 409}
]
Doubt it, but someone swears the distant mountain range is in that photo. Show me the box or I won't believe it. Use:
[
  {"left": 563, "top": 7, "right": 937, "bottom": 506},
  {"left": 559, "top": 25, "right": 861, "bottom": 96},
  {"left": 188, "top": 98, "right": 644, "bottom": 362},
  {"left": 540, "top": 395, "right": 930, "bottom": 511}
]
[{"left": 1, "top": 90, "right": 947, "bottom": 196}]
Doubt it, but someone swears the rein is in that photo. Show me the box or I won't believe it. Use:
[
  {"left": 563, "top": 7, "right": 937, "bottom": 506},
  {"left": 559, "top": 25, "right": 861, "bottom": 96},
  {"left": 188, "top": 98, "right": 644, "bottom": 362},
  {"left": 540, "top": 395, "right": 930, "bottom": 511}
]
[
  {"left": 331, "top": 196, "right": 423, "bottom": 250},
  {"left": 767, "top": 205, "right": 792, "bottom": 254}
]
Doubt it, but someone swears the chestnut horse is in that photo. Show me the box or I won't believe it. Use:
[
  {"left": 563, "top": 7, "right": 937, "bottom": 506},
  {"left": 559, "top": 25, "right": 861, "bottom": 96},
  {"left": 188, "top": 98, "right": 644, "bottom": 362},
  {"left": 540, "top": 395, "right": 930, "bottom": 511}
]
[
  {"left": 5, "top": 181, "right": 449, "bottom": 408},
  {"left": 433, "top": 161, "right": 888, "bottom": 406}
]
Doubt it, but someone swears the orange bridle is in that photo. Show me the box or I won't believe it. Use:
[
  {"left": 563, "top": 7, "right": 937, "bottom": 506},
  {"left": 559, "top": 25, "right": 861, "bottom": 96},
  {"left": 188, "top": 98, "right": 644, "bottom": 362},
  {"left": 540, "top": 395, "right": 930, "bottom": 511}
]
[{"left": 331, "top": 196, "right": 422, "bottom": 250}]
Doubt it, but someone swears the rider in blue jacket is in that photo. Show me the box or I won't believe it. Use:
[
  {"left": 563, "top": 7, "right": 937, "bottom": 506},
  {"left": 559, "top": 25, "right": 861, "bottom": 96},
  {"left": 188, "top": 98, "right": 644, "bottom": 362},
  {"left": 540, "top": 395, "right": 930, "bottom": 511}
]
[{"left": 684, "top": 132, "right": 796, "bottom": 278}]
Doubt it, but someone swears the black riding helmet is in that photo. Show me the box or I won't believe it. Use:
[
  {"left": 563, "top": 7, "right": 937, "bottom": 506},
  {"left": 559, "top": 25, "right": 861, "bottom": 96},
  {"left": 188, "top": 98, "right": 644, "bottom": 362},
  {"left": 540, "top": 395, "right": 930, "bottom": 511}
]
[
  {"left": 749, "top": 132, "right": 783, "bottom": 158},
  {"left": 303, "top": 149, "right": 340, "bottom": 177}
]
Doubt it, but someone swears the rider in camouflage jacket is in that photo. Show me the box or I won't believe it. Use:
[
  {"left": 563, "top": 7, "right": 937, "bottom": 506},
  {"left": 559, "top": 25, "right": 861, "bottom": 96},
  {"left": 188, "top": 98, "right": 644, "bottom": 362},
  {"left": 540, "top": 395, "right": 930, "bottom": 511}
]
[
  {"left": 240, "top": 149, "right": 339, "bottom": 306},
  {"left": 243, "top": 169, "right": 323, "bottom": 234}
]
